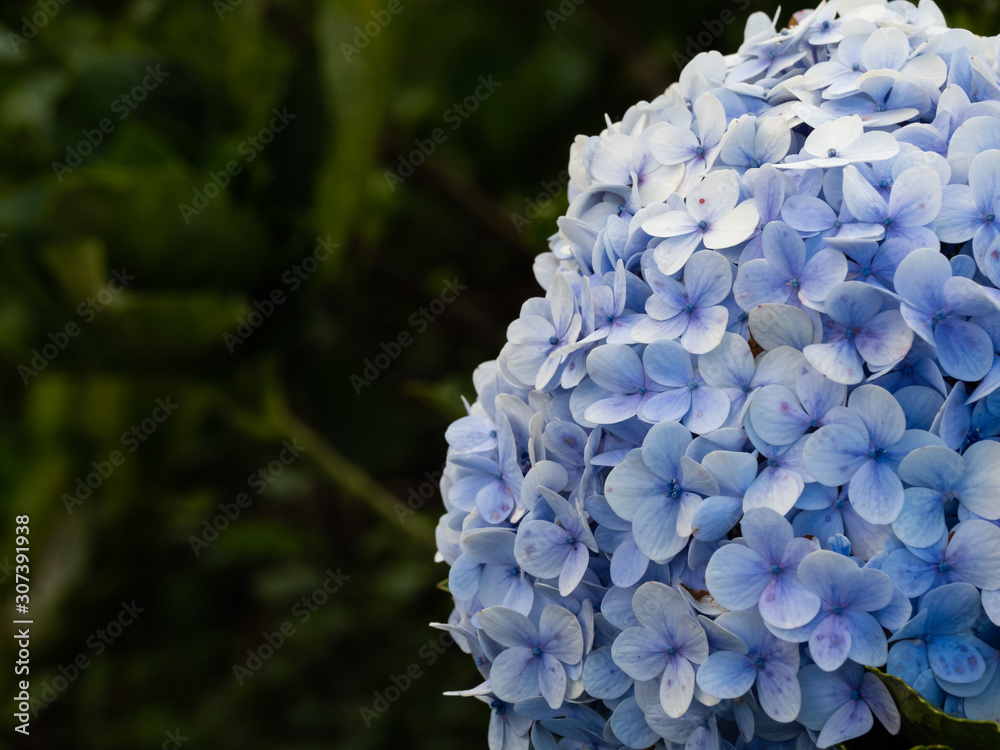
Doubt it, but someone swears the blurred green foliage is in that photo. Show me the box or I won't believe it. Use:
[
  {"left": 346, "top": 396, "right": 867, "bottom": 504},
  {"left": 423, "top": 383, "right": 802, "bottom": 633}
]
[{"left": 0, "top": 1, "right": 996, "bottom": 749}]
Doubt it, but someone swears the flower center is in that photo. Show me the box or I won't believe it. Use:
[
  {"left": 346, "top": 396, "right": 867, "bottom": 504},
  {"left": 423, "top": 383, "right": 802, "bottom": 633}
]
[
  {"left": 768, "top": 50, "right": 776, "bottom": 60},
  {"left": 509, "top": 566, "right": 519, "bottom": 577},
  {"left": 861, "top": 266, "right": 871, "bottom": 277},
  {"left": 741, "top": 383, "right": 751, "bottom": 393},
  {"left": 832, "top": 604, "right": 844, "bottom": 615},
  {"left": 877, "top": 104, "right": 886, "bottom": 112},
  {"left": 753, "top": 655, "right": 765, "bottom": 668},
  {"left": 664, "top": 480, "right": 682, "bottom": 499},
  {"left": 850, "top": 689, "right": 860, "bottom": 700},
  {"left": 566, "top": 535, "right": 577, "bottom": 546},
  {"left": 843, "top": 327, "right": 855, "bottom": 340},
  {"left": 938, "top": 561, "right": 950, "bottom": 573},
  {"left": 868, "top": 448, "right": 888, "bottom": 462},
  {"left": 489, "top": 430, "right": 498, "bottom": 437},
  {"left": 688, "top": 380, "right": 698, "bottom": 390},
  {"left": 883, "top": 217, "right": 893, "bottom": 227},
  {"left": 637, "top": 385, "right": 647, "bottom": 395},
  {"left": 766, "top": 457, "right": 778, "bottom": 468},
  {"left": 988, "top": 214, "right": 996, "bottom": 223},
  {"left": 494, "top": 472, "right": 504, "bottom": 481},
  {"left": 934, "top": 310, "right": 946, "bottom": 321},
  {"left": 665, "top": 645, "right": 677, "bottom": 655},
  {"left": 879, "top": 180, "right": 889, "bottom": 189},
  {"left": 833, "top": 220, "right": 842, "bottom": 228},
  {"left": 696, "top": 146, "right": 705, "bottom": 156},
  {"left": 685, "top": 303, "right": 695, "bottom": 313},
  {"left": 822, "top": 20, "right": 831, "bottom": 28},
  {"left": 605, "top": 313, "right": 614, "bottom": 323},
  {"left": 789, "top": 278, "right": 800, "bottom": 289},
  {"left": 852, "top": 62, "right": 860, "bottom": 71},
  {"left": 698, "top": 220, "right": 708, "bottom": 230},
  {"left": 532, "top": 647, "right": 542, "bottom": 657},
  {"left": 549, "top": 335, "right": 559, "bottom": 346},
  {"left": 770, "top": 564, "right": 781, "bottom": 576},
  {"left": 751, "top": 159, "right": 761, "bottom": 168},
  {"left": 827, "top": 148, "right": 837, "bottom": 157}
]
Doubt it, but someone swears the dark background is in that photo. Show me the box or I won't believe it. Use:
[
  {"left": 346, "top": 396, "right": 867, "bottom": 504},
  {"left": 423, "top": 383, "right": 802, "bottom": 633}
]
[{"left": 0, "top": 1, "right": 996, "bottom": 748}]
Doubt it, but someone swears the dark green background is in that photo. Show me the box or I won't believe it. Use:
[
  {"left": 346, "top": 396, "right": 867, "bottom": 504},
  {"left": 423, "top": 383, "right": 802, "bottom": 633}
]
[{"left": 0, "top": 1, "right": 996, "bottom": 748}]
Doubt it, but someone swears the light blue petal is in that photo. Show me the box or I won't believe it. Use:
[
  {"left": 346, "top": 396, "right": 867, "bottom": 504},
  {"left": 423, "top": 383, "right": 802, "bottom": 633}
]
[
  {"left": 514, "top": 521, "right": 571, "bottom": 579},
  {"left": 641, "top": 421, "right": 690, "bottom": 479},
  {"left": 948, "top": 520, "right": 1000, "bottom": 591},
  {"left": 696, "top": 651, "right": 756, "bottom": 699},
  {"left": 612, "top": 627, "right": 669, "bottom": 681},
  {"left": 803, "top": 424, "right": 869, "bottom": 486},
  {"left": 956, "top": 439, "right": 1000, "bottom": 519},
  {"left": 538, "top": 652, "right": 568, "bottom": 708},
  {"left": 880, "top": 549, "right": 936, "bottom": 597},
  {"left": 705, "top": 543, "right": 770, "bottom": 611},
  {"left": 604, "top": 452, "right": 662, "bottom": 521},
  {"left": 644, "top": 339, "right": 694, "bottom": 387},
  {"left": 843, "top": 610, "right": 888, "bottom": 667},
  {"left": 490, "top": 647, "right": 542, "bottom": 703},
  {"left": 860, "top": 671, "right": 900, "bottom": 735},
  {"left": 748, "top": 385, "right": 810, "bottom": 446},
  {"left": 609, "top": 697, "right": 659, "bottom": 749},
  {"left": 934, "top": 317, "right": 994, "bottom": 381},
  {"left": 685, "top": 250, "right": 733, "bottom": 307},
  {"left": 804, "top": 339, "right": 865, "bottom": 385},
  {"left": 847, "top": 460, "right": 904, "bottom": 525},
  {"left": 478, "top": 480, "right": 518, "bottom": 524},
  {"left": 582, "top": 646, "right": 633, "bottom": 700},
  {"left": 892, "top": 487, "right": 947, "bottom": 548},
  {"left": 759, "top": 571, "right": 822, "bottom": 630},
  {"left": 698, "top": 332, "right": 754, "bottom": 390},
  {"left": 586, "top": 344, "right": 645, "bottom": 393},
  {"left": 733, "top": 259, "right": 791, "bottom": 310},
  {"left": 632, "top": 499, "right": 687, "bottom": 561}
]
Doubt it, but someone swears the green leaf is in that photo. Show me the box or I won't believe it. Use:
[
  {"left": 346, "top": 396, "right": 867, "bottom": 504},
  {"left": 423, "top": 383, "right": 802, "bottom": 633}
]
[{"left": 839, "top": 668, "right": 1000, "bottom": 750}]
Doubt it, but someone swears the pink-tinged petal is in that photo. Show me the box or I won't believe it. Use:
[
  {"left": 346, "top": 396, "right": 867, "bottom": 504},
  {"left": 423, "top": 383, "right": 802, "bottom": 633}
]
[
  {"left": 759, "top": 573, "right": 822, "bottom": 630},
  {"left": 890, "top": 167, "right": 942, "bottom": 226},
  {"left": 659, "top": 656, "right": 696, "bottom": 718},
  {"left": 809, "top": 614, "right": 852, "bottom": 672}
]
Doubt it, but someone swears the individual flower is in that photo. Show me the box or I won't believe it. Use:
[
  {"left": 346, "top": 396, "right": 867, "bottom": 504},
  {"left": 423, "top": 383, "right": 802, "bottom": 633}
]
[
  {"left": 802, "top": 384, "right": 941, "bottom": 525},
  {"left": 642, "top": 169, "right": 760, "bottom": 275},
  {"left": 633, "top": 249, "right": 732, "bottom": 354},
  {"left": 478, "top": 604, "right": 584, "bottom": 709},
  {"left": 610, "top": 582, "right": 709, "bottom": 717},
  {"left": 513, "top": 487, "right": 598, "bottom": 596},
  {"left": 802, "top": 281, "right": 914, "bottom": 385},
  {"left": 797, "top": 662, "right": 900, "bottom": 748},
  {"left": 733, "top": 221, "right": 847, "bottom": 312},
  {"left": 840, "top": 164, "right": 942, "bottom": 248},
  {"left": 695, "top": 611, "right": 801, "bottom": 723},
  {"left": 604, "top": 421, "right": 718, "bottom": 561},
  {"left": 788, "top": 115, "right": 899, "bottom": 169},
  {"left": 792, "top": 549, "right": 895, "bottom": 672},
  {"left": 705, "top": 508, "right": 822, "bottom": 629}
]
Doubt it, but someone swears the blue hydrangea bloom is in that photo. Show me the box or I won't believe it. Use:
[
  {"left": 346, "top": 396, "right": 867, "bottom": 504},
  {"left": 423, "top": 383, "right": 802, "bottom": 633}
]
[{"left": 436, "top": 3, "right": 1000, "bottom": 746}]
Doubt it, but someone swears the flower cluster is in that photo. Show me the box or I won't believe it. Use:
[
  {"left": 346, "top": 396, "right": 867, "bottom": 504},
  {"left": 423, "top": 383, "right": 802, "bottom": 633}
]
[{"left": 434, "top": 2, "right": 1000, "bottom": 748}]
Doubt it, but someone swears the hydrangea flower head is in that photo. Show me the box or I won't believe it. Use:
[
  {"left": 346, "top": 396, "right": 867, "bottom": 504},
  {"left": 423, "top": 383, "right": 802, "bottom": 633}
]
[{"left": 435, "top": 3, "right": 1000, "bottom": 747}]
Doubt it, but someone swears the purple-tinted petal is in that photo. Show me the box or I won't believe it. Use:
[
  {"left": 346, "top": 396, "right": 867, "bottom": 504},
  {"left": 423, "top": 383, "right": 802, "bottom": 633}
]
[
  {"left": 927, "top": 635, "right": 986, "bottom": 684},
  {"left": 514, "top": 521, "right": 571, "bottom": 579},
  {"left": 757, "top": 661, "right": 801, "bottom": 723},
  {"left": 880, "top": 549, "right": 936, "bottom": 597},
  {"left": 843, "top": 166, "right": 888, "bottom": 224},
  {"left": 843, "top": 610, "right": 888, "bottom": 667},
  {"left": 760, "top": 573, "right": 822, "bottom": 629},
  {"left": 948, "top": 520, "right": 1000, "bottom": 590},
  {"left": 582, "top": 646, "right": 633, "bottom": 700},
  {"left": 809, "top": 614, "right": 852, "bottom": 672},
  {"left": 610, "top": 533, "right": 650, "bottom": 587},
  {"left": 817, "top": 697, "right": 873, "bottom": 748},
  {"left": 586, "top": 344, "right": 645, "bottom": 393},
  {"left": 860, "top": 671, "right": 900, "bottom": 735},
  {"left": 659, "top": 656, "right": 696, "bottom": 718}
]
